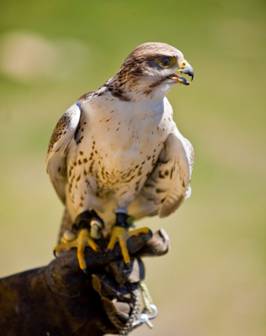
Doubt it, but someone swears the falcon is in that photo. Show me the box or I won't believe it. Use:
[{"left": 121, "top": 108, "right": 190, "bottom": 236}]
[{"left": 47, "top": 42, "right": 194, "bottom": 270}]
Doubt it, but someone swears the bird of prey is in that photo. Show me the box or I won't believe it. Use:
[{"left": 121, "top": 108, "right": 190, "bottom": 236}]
[{"left": 47, "top": 42, "right": 194, "bottom": 270}]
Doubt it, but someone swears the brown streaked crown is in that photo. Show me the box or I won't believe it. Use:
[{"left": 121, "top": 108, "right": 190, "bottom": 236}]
[
  {"left": 120, "top": 42, "right": 179, "bottom": 75},
  {"left": 126, "top": 42, "right": 179, "bottom": 60}
]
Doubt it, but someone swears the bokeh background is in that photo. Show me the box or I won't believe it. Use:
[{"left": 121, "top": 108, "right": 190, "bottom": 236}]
[{"left": 0, "top": 0, "right": 265, "bottom": 335}]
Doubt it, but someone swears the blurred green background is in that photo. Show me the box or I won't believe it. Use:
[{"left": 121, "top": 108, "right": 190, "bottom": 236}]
[{"left": 0, "top": 0, "right": 265, "bottom": 335}]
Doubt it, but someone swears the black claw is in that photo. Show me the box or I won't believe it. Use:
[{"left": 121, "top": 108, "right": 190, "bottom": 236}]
[{"left": 82, "top": 267, "right": 89, "bottom": 275}]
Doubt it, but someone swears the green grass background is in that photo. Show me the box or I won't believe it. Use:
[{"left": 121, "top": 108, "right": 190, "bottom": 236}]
[{"left": 0, "top": 1, "right": 265, "bottom": 335}]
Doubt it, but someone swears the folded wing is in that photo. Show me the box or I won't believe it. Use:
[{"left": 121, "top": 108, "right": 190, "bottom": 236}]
[
  {"left": 46, "top": 103, "right": 82, "bottom": 203},
  {"left": 142, "top": 132, "right": 194, "bottom": 217}
]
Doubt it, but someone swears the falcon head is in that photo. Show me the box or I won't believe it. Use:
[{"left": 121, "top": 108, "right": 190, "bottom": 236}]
[{"left": 111, "top": 42, "right": 194, "bottom": 100}]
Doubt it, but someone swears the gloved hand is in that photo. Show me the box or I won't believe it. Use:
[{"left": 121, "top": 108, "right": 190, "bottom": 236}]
[{"left": 0, "top": 229, "right": 170, "bottom": 336}]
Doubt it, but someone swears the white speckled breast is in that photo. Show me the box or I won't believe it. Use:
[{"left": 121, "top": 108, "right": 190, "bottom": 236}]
[{"left": 66, "top": 92, "right": 175, "bottom": 225}]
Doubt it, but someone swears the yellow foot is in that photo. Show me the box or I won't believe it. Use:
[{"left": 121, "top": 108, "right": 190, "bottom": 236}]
[
  {"left": 128, "top": 227, "right": 150, "bottom": 238},
  {"left": 107, "top": 226, "right": 150, "bottom": 264},
  {"left": 107, "top": 226, "right": 130, "bottom": 264},
  {"left": 54, "top": 228, "right": 99, "bottom": 271}
]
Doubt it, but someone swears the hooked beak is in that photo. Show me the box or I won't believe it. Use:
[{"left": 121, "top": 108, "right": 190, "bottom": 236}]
[{"left": 170, "top": 59, "right": 194, "bottom": 86}]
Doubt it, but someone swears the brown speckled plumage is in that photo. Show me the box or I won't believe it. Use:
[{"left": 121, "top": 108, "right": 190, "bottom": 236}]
[
  {"left": 46, "top": 42, "right": 194, "bottom": 234},
  {"left": 48, "top": 113, "right": 71, "bottom": 153}
]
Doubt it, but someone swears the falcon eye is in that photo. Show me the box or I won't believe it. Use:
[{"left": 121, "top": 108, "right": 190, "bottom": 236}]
[{"left": 155, "top": 56, "right": 177, "bottom": 68}]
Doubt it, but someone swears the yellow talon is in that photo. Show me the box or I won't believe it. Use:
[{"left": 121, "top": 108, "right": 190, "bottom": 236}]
[
  {"left": 107, "top": 226, "right": 150, "bottom": 264},
  {"left": 77, "top": 228, "right": 99, "bottom": 270},
  {"left": 128, "top": 227, "right": 150, "bottom": 237},
  {"left": 54, "top": 228, "right": 99, "bottom": 271},
  {"left": 107, "top": 226, "right": 130, "bottom": 264}
]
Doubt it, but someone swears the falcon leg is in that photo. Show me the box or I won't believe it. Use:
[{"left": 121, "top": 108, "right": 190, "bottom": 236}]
[
  {"left": 54, "top": 210, "right": 103, "bottom": 272},
  {"left": 107, "top": 212, "right": 150, "bottom": 264}
]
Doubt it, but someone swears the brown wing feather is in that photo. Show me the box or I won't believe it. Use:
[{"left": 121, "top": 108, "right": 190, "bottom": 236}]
[
  {"left": 46, "top": 103, "right": 82, "bottom": 203},
  {"left": 141, "top": 133, "right": 193, "bottom": 218}
]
